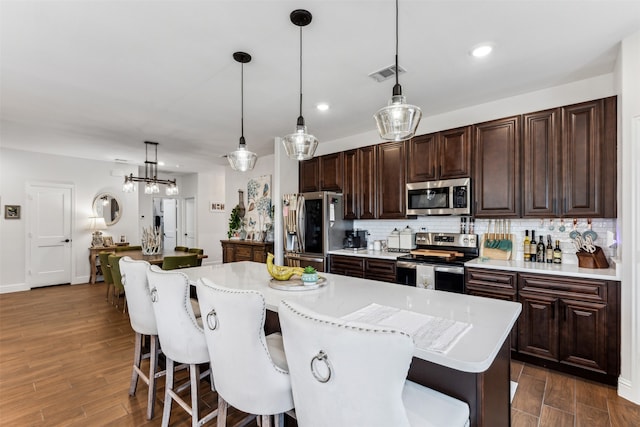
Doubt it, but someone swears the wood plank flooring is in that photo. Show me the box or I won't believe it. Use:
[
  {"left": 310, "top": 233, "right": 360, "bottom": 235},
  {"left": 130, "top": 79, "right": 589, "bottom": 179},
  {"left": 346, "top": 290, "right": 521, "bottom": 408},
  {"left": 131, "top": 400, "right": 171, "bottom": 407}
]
[{"left": 1, "top": 282, "right": 639, "bottom": 426}]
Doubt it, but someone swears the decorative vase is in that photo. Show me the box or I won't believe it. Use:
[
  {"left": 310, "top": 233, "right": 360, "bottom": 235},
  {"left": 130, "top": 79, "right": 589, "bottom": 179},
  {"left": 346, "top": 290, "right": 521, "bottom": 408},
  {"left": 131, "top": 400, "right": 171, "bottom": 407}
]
[
  {"left": 301, "top": 272, "right": 319, "bottom": 285},
  {"left": 141, "top": 226, "right": 162, "bottom": 255},
  {"left": 239, "top": 228, "right": 247, "bottom": 240},
  {"left": 237, "top": 190, "right": 246, "bottom": 219}
]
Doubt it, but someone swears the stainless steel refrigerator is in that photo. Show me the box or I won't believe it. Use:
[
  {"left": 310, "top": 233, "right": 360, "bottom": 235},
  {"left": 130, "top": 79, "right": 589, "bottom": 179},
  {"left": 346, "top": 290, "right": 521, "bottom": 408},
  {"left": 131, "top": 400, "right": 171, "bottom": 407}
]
[{"left": 282, "top": 191, "right": 352, "bottom": 272}]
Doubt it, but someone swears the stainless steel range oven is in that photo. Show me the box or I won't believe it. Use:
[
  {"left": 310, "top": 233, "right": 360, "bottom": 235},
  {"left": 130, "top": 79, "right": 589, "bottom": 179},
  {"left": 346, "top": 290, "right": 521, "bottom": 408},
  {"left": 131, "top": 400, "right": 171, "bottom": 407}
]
[{"left": 396, "top": 232, "right": 478, "bottom": 293}]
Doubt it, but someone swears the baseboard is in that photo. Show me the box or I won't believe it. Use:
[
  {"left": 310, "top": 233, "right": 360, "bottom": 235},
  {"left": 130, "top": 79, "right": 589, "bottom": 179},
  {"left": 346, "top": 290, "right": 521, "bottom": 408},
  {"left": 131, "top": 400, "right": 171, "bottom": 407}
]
[
  {"left": 617, "top": 376, "right": 640, "bottom": 405},
  {"left": 0, "top": 282, "right": 30, "bottom": 294}
]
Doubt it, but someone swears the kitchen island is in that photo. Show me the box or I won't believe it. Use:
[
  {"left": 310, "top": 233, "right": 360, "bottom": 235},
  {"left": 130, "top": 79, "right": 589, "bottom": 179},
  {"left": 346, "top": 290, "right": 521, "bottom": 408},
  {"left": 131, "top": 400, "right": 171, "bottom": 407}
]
[{"left": 183, "top": 262, "right": 521, "bottom": 427}]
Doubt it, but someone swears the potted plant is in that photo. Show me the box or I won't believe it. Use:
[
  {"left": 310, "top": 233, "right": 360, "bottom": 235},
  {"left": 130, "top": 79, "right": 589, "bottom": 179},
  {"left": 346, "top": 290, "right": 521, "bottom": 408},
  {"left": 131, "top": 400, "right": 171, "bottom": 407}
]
[
  {"left": 300, "top": 266, "right": 319, "bottom": 285},
  {"left": 228, "top": 206, "right": 241, "bottom": 239}
]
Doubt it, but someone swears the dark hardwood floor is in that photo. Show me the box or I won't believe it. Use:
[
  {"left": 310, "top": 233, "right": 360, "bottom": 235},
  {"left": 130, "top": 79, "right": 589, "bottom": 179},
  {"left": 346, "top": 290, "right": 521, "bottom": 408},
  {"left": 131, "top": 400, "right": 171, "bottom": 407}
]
[{"left": 1, "top": 282, "right": 638, "bottom": 426}]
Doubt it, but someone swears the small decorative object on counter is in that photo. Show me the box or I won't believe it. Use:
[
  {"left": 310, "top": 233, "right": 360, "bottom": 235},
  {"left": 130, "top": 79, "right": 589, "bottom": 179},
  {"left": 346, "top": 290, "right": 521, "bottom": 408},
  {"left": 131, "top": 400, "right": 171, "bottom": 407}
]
[
  {"left": 553, "top": 240, "right": 562, "bottom": 264},
  {"left": 301, "top": 266, "right": 319, "bottom": 285},
  {"left": 523, "top": 230, "right": 531, "bottom": 262},
  {"left": 266, "top": 253, "right": 305, "bottom": 281},
  {"left": 141, "top": 226, "right": 161, "bottom": 255}
]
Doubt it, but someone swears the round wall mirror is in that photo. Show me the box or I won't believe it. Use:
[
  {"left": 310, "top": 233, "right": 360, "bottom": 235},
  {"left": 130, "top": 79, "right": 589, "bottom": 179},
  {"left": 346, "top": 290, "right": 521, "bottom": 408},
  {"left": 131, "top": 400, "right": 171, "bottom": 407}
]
[{"left": 93, "top": 192, "right": 122, "bottom": 226}]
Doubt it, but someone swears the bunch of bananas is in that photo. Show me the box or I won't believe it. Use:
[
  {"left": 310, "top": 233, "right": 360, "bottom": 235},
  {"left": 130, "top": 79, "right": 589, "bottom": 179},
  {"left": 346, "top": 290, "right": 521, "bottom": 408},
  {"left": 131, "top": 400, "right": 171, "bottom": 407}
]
[{"left": 266, "top": 253, "right": 306, "bottom": 281}]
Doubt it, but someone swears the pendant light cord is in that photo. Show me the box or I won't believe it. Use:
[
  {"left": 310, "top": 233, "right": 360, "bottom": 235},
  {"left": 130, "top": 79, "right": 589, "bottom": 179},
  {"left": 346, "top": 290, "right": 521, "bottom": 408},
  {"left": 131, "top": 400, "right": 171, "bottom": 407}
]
[
  {"left": 298, "top": 25, "right": 303, "bottom": 121},
  {"left": 240, "top": 61, "right": 244, "bottom": 142},
  {"left": 395, "top": 0, "right": 399, "bottom": 88}
]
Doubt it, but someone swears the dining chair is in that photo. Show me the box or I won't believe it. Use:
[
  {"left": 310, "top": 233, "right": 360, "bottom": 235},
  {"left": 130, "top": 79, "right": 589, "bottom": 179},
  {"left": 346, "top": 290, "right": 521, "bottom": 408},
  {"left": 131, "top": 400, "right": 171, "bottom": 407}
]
[
  {"left": 278, "top": 299, "right": 470, "bottom": 427},
  {"left": 119, "top": 256, "right": 163, "bottom": 420},
  {"left": 161, "top": 254, "right": 198, "bottom": 270},
  {"left": 174, "top": 246, "right": 189, "bottom": 252},
  {"left": 98, "top": 251, "right": 115, "bottom": 303},
  {"left": 188, "top": 248, "right": 204, "bottom": 266},
  {"left": 115, "top": 245, "right": 142, "bottom": 252},
  {"left": 147, "top": 266, "right": 217, "bottom": 427},
  {"left": 107, "top": 254, "right": 126, "bottom": 312},
  {"left": 196, "top": 278, "right": 294, "bottom": 427}
]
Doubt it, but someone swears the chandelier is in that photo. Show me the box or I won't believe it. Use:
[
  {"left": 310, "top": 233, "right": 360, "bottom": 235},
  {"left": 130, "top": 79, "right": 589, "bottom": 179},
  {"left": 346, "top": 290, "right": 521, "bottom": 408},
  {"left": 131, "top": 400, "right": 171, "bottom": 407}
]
[
  {"left": 373, "top": 0, "right": 422, "bottom": 141},
  {"left": 122, "top": 141, "right": 179, "bottom": 195}
]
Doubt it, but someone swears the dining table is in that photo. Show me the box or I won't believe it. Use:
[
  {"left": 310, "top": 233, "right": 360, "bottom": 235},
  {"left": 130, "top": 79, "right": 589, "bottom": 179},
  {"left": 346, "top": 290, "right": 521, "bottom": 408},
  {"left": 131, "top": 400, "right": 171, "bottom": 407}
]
[
  {"left": 90, "top": 248, "right": 208, "bottom": 283},
  {"left": 180, "top": 261, "right": 521, "bottom": 427}
]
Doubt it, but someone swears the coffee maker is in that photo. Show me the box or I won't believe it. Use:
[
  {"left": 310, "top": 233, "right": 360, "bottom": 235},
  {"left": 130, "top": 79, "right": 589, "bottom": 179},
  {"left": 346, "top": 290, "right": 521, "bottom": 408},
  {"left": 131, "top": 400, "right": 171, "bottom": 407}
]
[{"left": 343, "top": 230, "right": 368, "bottom": 249}]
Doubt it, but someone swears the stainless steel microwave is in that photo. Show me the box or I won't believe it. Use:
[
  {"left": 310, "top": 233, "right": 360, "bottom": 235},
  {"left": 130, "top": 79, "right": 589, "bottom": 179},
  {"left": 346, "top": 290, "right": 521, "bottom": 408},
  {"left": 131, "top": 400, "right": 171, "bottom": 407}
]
[{"left": 406, "top": 178, "right": 471, "bottom": 216}]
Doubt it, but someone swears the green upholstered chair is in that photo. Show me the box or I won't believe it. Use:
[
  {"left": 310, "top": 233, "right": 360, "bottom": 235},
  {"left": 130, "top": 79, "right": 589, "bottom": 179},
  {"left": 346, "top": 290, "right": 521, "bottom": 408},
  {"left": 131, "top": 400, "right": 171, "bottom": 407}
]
[
  {"left": 98, "top": 251, "right": 115, "bottom": 303},
  {"left": 161, "top": 254, "right": 198, "bottom": 270},
  {"left": 188, "top": 248, "right": 204, "bottom": 266},
  {"left": 115, "top": 245, "right": 142, "bottom": 252},
  {"left": 108, "top": 254, "right": 127, "bottom": 313},
  {"left": 174, "top": 246, "right": 189, "bottom": 252}
]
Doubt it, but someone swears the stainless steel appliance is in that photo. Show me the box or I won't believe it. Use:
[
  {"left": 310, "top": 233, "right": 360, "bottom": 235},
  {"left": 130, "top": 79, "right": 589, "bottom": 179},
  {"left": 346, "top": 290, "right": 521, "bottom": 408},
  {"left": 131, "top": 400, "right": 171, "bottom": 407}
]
[
  {"left": 343, "top": 230, "right": 368, "bottom": 249},
  {"left": 395, "top": 232, "right": 478, "bottom": 293},
  {"left": 406, "top": 177, "right": 471, "bottom": 216},
  {"left": 283, "top": 192, "right": 352, "bottom": 272}
]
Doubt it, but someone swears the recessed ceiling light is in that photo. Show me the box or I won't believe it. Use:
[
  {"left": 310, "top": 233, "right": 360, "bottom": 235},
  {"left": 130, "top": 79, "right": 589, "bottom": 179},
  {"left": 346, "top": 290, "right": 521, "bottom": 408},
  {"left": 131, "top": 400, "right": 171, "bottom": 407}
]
[
  {"left": 470, "top": 44, "right": 493, "bottom": 58},
  {"left": 316, "top": 103, "right": 330, "bottom": 112}
]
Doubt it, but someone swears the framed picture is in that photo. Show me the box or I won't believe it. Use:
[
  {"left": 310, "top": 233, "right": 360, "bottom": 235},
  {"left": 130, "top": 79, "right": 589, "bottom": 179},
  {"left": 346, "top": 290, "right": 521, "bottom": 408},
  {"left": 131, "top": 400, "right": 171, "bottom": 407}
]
[
  {"left": 103, "top": 236, "right": 114, "bottom": 247},
  {"left": 4, "top": 205, "right": 20, "bottom": 219},
  {"left": 209, "top": 202, "right": 225, "bottom": 212}
]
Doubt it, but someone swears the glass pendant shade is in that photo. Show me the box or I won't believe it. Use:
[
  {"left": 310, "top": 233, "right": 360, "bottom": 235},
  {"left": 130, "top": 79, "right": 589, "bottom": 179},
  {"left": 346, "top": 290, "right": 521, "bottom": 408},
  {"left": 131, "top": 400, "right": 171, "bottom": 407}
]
[
  {"left": 374, "top": 94, "right": 422, "bottom": 141},
  {"left": 282, "top": 121, "right": 318, "bottom": 161},
  {"left": 228, "top": 138, "right": 258, "bottom": 172},
  {"left": 122, "top": 175, "right": 136, "bottom": 193}
]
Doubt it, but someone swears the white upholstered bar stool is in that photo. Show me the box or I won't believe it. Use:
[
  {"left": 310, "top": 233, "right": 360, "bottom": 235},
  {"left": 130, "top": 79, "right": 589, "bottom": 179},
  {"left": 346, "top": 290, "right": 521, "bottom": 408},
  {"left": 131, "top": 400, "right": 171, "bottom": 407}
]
[
  {"left": 119, "top": 256, "right": 163, "bottom": 420},
  {"left": 196, "top": 278, "right": 294, "bottom": 427},
  {"left": 278, "top": 300, "right": 470, "bottom": 427},
  {"left": 147, "top": 266, "right": 217, "bottom": 427}
]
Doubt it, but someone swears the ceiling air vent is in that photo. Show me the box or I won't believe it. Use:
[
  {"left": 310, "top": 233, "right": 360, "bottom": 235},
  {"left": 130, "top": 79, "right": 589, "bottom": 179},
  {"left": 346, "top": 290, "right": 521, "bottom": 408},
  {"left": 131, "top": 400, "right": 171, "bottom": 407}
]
[{"left": 368, "top": 64, "right": 406, "bottom": 82}]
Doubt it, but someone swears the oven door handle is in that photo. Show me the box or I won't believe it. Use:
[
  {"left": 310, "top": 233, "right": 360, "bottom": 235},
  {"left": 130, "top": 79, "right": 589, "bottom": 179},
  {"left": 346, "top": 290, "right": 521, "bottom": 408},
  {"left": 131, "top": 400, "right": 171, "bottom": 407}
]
[
  {"left": 434, "top": 265, "right": 464, "bottom": 275},
  {"left": 396, "top": 261, "right": 417, "bottom": 269}
]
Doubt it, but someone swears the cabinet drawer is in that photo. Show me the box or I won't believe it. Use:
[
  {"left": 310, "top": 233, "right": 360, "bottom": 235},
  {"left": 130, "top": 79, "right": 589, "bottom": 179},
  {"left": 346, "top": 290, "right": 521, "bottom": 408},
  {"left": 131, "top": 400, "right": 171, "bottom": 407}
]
[
  {"left": 329, "top": 255, "right": 364, "bottom": 277},
  {"left": 519, "top": 274, "right": 608, "bottom": 302},
  {"left": 465, "top": 268, "right": 517, "bottom": 293},
  {"left": 364, "top": 259, "right": 396, "bottom": 283},
  {"left": 234, "top": 246, "right": 253, "bottom": 261}
]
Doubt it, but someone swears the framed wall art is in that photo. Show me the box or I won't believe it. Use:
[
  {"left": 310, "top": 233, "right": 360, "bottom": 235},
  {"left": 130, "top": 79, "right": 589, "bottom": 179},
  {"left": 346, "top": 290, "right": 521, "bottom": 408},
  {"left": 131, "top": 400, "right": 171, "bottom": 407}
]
[{"left": 4, "top": 205, "right": 20, "bottom": 219}]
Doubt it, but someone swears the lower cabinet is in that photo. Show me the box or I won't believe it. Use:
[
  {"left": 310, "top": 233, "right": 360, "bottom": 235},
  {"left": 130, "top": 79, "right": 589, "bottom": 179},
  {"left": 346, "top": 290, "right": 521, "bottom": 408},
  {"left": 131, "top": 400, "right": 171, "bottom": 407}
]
[
  {"left": 466, "top": 268, "right": 620, "bottom": 385},
  {"left": 221, "top": 240, "right": 274, "bottom": 263},
  {"left": 329, "top": 255, "right": 397, "bottom": 283}
]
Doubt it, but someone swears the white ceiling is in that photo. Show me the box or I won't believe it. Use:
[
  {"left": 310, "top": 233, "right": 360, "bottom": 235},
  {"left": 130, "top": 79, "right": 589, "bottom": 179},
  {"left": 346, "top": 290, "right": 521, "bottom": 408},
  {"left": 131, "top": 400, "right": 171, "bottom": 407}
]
[{"left": 1, "top": 0, "right": 639, "bottom": 174}]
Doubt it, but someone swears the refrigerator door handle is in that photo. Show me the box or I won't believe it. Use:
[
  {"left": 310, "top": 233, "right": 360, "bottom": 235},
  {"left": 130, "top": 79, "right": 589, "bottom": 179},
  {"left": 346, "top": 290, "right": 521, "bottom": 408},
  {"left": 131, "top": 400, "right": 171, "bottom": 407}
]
[{"left": 297, "top": 194, "right": 305, "bottom": 253}]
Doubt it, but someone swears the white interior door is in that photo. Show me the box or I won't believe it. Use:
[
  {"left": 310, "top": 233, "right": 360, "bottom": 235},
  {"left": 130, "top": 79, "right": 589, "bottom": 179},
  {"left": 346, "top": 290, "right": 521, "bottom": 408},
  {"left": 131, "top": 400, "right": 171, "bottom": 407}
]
[
  {"left": 184, "top": 197, "right": 196, "bottom": 248},
  {"left": 28, "top": 184, "right": 72, "bottom": 287},
  {"left": 162, "top": 198, "right": 177, "bottom": 250}
]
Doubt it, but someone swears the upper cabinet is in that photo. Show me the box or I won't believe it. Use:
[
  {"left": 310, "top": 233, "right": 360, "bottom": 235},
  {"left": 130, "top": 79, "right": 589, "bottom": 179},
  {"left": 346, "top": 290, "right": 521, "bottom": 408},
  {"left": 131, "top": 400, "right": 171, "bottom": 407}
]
[
  {"left": 343, "top": 149, "right": 359, "bottom": 220},
  {"left": 298, "top": 152, "right": 344, "bottom": 193},
  {"left": 407, "top": 126, "right": 471, "bottom": 182},
  {"left": 473, "top": 116, "right": 521, "bottom": 218},
  {"left": 377, "top": 141, "right": 406, "bottom": 219},
  {"left": 522, "top": 97, "right": 617, "bottom": 218}
]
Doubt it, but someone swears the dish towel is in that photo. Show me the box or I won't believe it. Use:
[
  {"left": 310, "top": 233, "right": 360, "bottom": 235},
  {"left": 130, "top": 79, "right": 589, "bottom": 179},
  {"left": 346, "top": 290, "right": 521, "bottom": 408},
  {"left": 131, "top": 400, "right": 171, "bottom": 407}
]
[
  {"left": 416, "top": 264, "right": 435, "bottom": 290},
  {"left": 342, "top": 303, "right": 472, "bottom": 354}
]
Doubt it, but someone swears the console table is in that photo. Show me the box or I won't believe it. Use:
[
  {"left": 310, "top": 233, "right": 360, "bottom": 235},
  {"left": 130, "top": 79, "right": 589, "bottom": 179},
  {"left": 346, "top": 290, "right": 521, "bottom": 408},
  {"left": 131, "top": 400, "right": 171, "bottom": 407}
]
[
  {"left": 88, "top": 246, "right": 118, "bottom": 284},
  {"left": 221, "top": 240, "right": 273, "bottom": 263}
]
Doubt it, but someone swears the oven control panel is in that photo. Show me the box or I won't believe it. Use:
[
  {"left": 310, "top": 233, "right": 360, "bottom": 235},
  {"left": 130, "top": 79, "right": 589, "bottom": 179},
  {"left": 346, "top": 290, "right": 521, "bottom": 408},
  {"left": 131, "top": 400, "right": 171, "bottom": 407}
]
[{"left": 415, "top": 232, "right": 477, "bottom": 248}]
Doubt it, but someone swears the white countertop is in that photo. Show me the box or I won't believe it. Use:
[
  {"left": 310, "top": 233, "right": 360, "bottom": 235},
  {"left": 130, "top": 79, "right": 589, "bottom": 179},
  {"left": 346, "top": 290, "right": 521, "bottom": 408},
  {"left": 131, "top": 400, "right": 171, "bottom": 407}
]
[
  {"left": 181, "top": 262, "right": 521, "bottom": 374},
  {"left": 327, "top": 248, "right": 405, "bottom": 260},
  {"left": 465, "top": 257, "right": 620, "bottom": 280}
]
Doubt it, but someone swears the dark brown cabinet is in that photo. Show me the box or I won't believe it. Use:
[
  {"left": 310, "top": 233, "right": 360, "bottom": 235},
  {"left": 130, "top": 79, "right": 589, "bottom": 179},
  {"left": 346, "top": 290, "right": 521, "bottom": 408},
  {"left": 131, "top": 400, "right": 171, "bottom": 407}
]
[
  {"left": 343, "top": 149, "right": 358, "bottom": 219},
  {"left": 517, "top": 273, "right": 619, "bottom": 384},
  {"left": 473, "top": 116, "right": 521, "bottom": 217},
  {"left": 465, "top": 268, "right": 518, "bottom": 351},
  {"left": 358, "top": 145, "right": 377, "bottom": 219},
  {"left": 221, "top": 240, "right": 274, "bottom": 264},
  {"left": 523, "top": 97, "right": 617, "bottom": 218},
  {"left": 298, "top": 153, "right": 344, "bottom": 193},
  {"left": 329, "top": 255, "right": 397, "bottom": 283},
  {"left": 407, "top": 127, "right": 471, "bottom": 183},
  {"left": 376, "top": 141, "right": 406, "bottom": 219}
]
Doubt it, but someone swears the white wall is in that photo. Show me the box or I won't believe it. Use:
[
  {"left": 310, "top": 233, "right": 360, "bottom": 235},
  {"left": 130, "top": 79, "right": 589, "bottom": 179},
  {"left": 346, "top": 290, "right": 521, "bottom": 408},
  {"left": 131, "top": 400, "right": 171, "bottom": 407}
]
[
  {"left": 0, "top": 148, "right": 138, "bottom": 291},
  {"left": 197, "top": 167, "right": 226, "bottom": 264}
]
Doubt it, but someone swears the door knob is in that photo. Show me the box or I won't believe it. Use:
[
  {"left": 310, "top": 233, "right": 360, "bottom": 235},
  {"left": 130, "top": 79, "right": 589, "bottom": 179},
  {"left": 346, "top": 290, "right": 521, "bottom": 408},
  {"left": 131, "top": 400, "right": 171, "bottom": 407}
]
[{"left": 62, "top": 239, "right": 70, "bottom": 243}]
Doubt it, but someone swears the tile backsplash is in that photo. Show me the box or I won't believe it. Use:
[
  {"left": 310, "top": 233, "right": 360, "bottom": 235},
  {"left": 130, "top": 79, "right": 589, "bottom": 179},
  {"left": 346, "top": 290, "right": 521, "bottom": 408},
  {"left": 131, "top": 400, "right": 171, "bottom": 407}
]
[{"left": 353, "top": 217, "right": 618, "bottom": 264}]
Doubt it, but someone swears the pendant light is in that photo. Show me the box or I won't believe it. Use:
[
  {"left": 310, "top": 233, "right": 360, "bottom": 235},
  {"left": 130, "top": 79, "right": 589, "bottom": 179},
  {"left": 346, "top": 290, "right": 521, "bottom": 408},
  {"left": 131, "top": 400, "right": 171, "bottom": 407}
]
[
  {"left": 373, "top": 0, "right": 422, "bottom": 141},
  {"left": 227, "top": 51, "right": 258, "bottom": 172},
  {"left": 282, "top": 9, "right": 318, "bottom": 161}
]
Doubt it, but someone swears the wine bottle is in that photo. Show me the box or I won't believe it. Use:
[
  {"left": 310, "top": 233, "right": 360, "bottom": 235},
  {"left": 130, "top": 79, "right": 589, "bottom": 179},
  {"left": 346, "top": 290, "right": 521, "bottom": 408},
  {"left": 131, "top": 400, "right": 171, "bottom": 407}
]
[
  {"left": 529, "top": 231, "right": 537, "bottom": 262},
  {"left": 553, "top": 240, "right": 563, "bottom": 264},
  {"left": 523, "top": 230, "right": 531, "bottom": 262},
  {"left": 546, "top": 235, "right": 553, "bottom": 263},
  {"left": 536, "top": 231, "right": 545, "bottom": 263}
]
